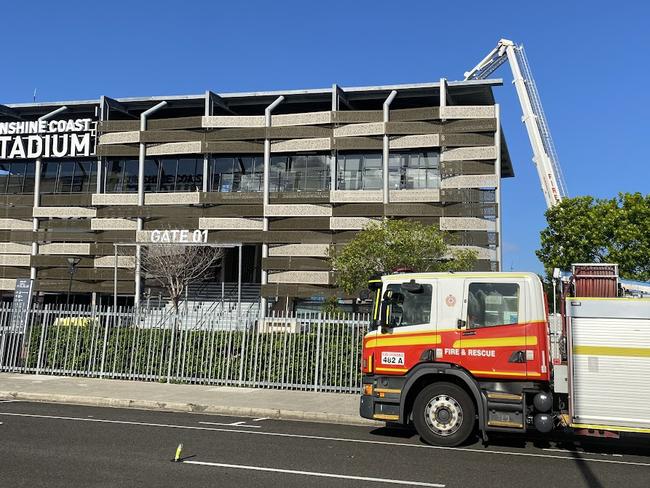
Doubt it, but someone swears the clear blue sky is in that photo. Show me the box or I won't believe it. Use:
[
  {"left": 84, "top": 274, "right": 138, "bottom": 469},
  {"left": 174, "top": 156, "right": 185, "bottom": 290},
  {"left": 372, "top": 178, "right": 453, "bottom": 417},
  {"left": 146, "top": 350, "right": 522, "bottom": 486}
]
[{"left": 3, "top": 0, "right": 648, "bottom": 272}]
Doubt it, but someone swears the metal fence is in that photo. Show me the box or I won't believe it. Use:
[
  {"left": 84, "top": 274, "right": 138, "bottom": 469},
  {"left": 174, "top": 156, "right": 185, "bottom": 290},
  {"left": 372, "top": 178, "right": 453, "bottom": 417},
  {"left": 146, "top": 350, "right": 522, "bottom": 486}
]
[{"left": 0, "top": 303, "right": 369, "bottom": 394}]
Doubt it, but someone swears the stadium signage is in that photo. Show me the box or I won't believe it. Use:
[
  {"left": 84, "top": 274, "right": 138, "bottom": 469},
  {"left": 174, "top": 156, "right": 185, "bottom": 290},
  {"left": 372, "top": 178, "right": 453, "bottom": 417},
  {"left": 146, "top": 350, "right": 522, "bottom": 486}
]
[{"left": 0, "top": 118, "right": 96, "bottom": 159}]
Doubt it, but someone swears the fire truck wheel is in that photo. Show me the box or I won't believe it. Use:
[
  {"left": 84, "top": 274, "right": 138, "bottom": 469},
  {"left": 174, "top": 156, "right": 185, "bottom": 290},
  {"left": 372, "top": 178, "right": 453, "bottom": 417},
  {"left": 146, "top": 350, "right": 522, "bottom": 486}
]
[{"left": 413, "top": 382, "right": 475, "bottom": 447}]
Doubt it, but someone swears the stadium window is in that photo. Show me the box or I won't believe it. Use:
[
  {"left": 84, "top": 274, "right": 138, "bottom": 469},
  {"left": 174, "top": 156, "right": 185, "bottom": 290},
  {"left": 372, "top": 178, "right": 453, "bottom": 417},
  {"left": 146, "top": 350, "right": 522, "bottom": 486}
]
[{"left": 6, "top": 162, "right": 27, "bottom": 194}]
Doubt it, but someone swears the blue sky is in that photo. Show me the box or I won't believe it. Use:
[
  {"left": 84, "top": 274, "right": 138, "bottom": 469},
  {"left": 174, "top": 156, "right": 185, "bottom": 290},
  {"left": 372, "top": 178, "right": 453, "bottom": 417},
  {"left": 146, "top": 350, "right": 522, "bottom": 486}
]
[{"left": 3, "top": 0, "right": 648, "bottom": 272}]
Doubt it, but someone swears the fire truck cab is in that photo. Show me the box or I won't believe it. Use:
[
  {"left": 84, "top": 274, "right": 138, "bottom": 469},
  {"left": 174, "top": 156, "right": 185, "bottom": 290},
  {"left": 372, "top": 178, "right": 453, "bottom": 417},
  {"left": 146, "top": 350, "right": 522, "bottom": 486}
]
[{"left": 360, "top": 269, "right": 650, "bottom": 446}]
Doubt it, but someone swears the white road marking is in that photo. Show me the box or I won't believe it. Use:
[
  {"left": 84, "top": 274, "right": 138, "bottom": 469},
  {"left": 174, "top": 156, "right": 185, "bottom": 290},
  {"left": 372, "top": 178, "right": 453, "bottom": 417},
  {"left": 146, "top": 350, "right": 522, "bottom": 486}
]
[
  {"left": 252, "top": 417, "right": 269, "bottom": 422},
  {"left": 182, "top": 459, "right": 445, "bottom": 487},
  {"left": 543, "top": 448, "right": 624, "bottom": 458},
  {"left": 198, "top": 421, "right": 260, "bottom": 429},
  {"left": 0, "top": 411, "right": 648, "bottom": 467},
  {"left": 0, "top": 400, "right": 16, "bottom": 403}
]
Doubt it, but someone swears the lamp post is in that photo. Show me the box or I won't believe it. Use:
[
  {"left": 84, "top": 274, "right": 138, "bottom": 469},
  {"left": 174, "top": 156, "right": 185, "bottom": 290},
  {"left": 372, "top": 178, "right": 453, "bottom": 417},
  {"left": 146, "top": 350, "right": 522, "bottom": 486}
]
[{"left": 66, "top": 257, "right": 81, "bottom": 308}]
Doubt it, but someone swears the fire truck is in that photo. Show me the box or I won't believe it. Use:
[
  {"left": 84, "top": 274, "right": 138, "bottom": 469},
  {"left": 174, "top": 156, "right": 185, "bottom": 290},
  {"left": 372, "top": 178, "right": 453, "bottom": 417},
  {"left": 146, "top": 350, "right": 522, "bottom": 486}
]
[{"left": 359, "top": 264, "right": 650, "bottom": 446}]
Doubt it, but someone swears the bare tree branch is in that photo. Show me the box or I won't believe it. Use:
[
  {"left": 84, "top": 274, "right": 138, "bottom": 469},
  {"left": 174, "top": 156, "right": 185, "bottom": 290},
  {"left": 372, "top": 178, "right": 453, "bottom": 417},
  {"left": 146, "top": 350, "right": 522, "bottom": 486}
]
[{"left": 138, "top": 245, "right": 224, "bottom": 314}]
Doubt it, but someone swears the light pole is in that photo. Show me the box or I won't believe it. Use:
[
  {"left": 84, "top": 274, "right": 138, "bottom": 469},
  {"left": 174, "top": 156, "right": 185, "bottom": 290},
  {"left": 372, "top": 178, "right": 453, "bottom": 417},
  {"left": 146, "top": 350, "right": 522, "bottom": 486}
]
[{"left": 66, "top": 257, "right": 81, "bottom": 308}]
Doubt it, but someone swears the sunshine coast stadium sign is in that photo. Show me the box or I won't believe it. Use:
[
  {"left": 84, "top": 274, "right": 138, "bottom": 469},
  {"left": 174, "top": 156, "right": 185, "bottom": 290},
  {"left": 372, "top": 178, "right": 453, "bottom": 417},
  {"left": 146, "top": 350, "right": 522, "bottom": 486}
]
[{"left": 0, "top": 118, "right": 96, "bottom": 159}]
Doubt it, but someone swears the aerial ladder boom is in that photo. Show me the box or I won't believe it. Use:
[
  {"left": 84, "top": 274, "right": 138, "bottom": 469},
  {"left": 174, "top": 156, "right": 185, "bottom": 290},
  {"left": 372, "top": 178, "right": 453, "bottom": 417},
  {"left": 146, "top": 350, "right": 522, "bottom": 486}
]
[{"left": 465, "top": 39, "right": 568, "bottom": 208}]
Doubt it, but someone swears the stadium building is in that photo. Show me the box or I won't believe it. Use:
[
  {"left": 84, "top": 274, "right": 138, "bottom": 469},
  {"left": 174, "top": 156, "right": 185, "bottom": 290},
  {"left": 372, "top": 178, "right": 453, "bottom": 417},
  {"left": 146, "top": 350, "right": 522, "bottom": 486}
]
[{"left": 0, "top": 79, "right": 513, "bottom": 312}]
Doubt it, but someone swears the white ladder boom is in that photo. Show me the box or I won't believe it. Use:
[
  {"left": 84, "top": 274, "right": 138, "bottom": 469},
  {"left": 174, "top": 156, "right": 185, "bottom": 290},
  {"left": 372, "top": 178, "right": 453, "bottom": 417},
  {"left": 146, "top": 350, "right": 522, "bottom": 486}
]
[{"left": 464, "top": 39, "right": 568, "bottom": 208}]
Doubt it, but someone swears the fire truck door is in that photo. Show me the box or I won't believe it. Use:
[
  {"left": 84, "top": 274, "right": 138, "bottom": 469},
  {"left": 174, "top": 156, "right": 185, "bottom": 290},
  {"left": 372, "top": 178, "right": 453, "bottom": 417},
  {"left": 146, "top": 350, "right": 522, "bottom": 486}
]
[
  {"left": 376, "top": 280, "right": 437, "bottom": 374},
  {"left": 459, "top": 280, "right": 527, "bottom": 378}
]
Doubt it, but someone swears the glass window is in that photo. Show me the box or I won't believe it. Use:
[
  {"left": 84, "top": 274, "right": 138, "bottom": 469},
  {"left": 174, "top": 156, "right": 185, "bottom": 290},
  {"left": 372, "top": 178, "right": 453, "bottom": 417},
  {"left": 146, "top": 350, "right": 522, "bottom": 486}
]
[
  {"left": 0, "top": 164, "right": 9, "bottom": 193},
  {"left": 176, "top": 158, "right": 199, "bottom": 192},
  {"left": 124, "top": 160, "right": 139, "bottom": 193},
  {"left": 23, "top": 163, "right": 36, "bottom": 193},
  {"left": 467, "top": 283, "right": 520, "bottom": 328},
  {"left": 270, "top": 155, "right": 288, "bottom": 192},
  {"left": 337, "top": 153, "right": 369, "bottom": 190},
  {"left": 210, "top": 157, "right": 232, "bottom": 192},
  {"left": 211, "top": 156, "right": 264, "bottom": 193},
  {"left": 386, "top": 283, "right": 432, "bottom": 328},
  {"left": 105, "top": 160, "right": 124, "bottom": 192},
  {"left": 6, "top": 162, "right": 26, "bottom": 194},
  {"left": 73, "top": 162, "right": 89, "bottom": 193},
  {"left": 159, "top": 159, "right": 177, "bottom": 192},
  {"left": 56, "top": 161, "right": 75, "bottom": 193},
  {"left": 143, "top": 160, "right": 160, "bottom": 192}
]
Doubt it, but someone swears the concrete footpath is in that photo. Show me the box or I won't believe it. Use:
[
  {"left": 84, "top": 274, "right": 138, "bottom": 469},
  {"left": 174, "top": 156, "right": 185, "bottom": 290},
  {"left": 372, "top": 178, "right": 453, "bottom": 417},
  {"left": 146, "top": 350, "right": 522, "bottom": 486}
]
[{"left": 0, "top": 373, "right": 377, "bottom": 426}]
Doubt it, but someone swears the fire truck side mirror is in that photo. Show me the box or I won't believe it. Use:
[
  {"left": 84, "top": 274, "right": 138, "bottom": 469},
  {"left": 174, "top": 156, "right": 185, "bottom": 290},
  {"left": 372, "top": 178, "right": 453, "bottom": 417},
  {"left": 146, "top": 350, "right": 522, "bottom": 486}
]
[{"left": 457, "top": 319, "right": 466, "bottom": 329}]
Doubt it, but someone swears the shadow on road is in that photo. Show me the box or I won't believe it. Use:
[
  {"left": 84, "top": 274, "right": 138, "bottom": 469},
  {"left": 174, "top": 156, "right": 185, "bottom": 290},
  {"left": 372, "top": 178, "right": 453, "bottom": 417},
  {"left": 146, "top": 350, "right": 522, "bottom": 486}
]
[{"left": 367, "top": 423, "right": 650, "bottom": 459}]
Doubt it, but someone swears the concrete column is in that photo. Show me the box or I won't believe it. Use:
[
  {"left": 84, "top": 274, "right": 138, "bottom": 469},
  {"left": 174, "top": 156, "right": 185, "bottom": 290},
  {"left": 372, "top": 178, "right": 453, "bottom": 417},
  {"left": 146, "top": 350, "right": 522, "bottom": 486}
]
[
  {"left": 203, "top": 91, "right": 211, "bottom": 193},
  {"left": 495, "top": 103, "right": 502, "bottom": 271},
  {"left": 135, "top": 101, "right": 167, "bottom": 306},
  {"left": 260, "top": 96, "right": 284, "bottom": 316},
  {"left": 440, "top": 77, "right": 448, "bottom": 121},
  {"left": 382, "top": 91, "right": 397, "bottom": 205},
  {"left": 330, "top": 84, "right": 339, "bottom": 192}
]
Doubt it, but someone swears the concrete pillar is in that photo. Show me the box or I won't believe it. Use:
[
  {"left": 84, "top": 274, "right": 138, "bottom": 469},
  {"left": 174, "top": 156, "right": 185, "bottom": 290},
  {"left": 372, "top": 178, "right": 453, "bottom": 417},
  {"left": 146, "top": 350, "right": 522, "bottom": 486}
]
[
  {"left": 495, "top": 103, "right": 502, "bottom": 271},
  {"left": 135, "top": 101, "right": 167, "bottom": 306},
  {"left": 260, "top": 96, "right": 284, "bottom": 316},
  {"left": 382, "top": 91, "right": 397, "bottom": 205}
]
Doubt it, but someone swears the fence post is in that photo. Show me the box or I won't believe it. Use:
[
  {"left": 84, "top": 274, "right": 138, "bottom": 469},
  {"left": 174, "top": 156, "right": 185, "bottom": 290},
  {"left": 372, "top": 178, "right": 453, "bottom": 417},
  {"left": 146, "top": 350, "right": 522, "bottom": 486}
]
[
  {"left": 237, "top": 321, "right": 247, "bottom": 387},
  {"left": 313, "top": 313, "right": 322, "bottom": 392},
  {"left": 99, "top": 305, "right": 112, "bottom": 378},
  {"left": 35, "top": 305, "right": 50, "bottom": 374},
  {"left": 166, "top": 312, "right": 178, "bottom": 383}
]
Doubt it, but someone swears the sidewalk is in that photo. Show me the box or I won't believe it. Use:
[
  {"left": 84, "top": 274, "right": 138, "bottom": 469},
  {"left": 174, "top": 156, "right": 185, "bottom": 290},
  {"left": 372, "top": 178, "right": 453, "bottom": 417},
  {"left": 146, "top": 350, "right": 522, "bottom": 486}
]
[{"left": 0, "top": 373, "right": 377, "bottom": 426}]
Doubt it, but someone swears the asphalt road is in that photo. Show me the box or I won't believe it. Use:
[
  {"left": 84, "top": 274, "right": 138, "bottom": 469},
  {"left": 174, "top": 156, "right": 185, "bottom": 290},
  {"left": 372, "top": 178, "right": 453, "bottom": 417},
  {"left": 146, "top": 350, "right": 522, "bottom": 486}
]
[{"left": 1, "top": 401, "right": 649, "bottom": 487}]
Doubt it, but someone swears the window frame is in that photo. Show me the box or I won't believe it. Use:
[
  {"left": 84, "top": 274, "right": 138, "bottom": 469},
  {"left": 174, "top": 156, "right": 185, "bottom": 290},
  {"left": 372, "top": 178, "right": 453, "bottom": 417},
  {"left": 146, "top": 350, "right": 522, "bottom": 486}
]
[
  {"left": 464, "top": 281, "right": 522, "bottom": 329},
  {"left": 385, "top": 282, "right": 434, "bottom": 329}
]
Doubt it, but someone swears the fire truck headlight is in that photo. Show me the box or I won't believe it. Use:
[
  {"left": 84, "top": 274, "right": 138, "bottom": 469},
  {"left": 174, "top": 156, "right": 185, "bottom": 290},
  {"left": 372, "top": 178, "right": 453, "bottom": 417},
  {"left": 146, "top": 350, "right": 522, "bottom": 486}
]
[{"left": 363, "top": 384, "right": 373, "bottom": 396}]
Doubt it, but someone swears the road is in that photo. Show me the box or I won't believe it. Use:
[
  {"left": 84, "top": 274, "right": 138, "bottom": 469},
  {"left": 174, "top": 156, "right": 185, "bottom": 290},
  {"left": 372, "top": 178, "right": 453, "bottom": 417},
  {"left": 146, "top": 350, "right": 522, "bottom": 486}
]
[{"left": 0, "top": 401, "right": 649, "bottom": 487}]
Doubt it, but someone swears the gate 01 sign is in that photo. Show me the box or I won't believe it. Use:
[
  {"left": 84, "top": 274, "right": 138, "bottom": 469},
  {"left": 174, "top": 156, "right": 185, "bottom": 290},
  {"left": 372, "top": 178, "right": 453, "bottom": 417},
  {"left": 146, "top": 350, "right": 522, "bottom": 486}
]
[{"left": 149, "top": 229, "right": 209, "bottom": 244}]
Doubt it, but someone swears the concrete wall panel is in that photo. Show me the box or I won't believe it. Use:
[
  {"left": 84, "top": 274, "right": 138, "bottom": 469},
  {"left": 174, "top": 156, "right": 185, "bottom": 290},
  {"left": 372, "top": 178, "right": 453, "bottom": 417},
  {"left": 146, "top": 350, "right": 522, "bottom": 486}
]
[
  {"left": 0, "top": 219, "right": 33, "bottom": 230},
  {"left": 0, "top": 243, "right": 31, "bottom": 254},
  {"left": 92, "top": 194, "right": 139, "bottom": 206},
  {"left": 441, "top": 175, "right": 498, "bottom": 189},
  {"left": 40, "top": 243, "right": 91, "bottom": 255},
  {"left": 269, "top": 244, "right": 330, "bottom": 257},
  {"left": 91, "top": 218, "right": 138, "bottom": 231},
  {"left": 0, "top": 254, "right": 31, "bottom": 266},
  {"left": 441, "top": 146, "right": 496, "bottom": 162},
  {"left": 33, "top": 207, "right": 96, "bottom": 218},
  {"left": 199, "top": 218, "right": 264, "bottom": 230},
  {"left": 441, "top": 106, "right": 495, "bottom": 119},
  {"left": 330, "top": 190, "right": 383, "bottom": 203},
  {"left": 330, "top": 217, "right": 379, "bottom": 230},
  {"left": 265, "top": 204, "right": 332, "bottom": 217},
  {"left": 145, "top": 193, "right": 201, "bottom": 205},
  {"left": 440, "top": 217, "right": 497, "bottom": 231},
  {"left": 268, "top": 270, "right": 331, "bottom": 285}
]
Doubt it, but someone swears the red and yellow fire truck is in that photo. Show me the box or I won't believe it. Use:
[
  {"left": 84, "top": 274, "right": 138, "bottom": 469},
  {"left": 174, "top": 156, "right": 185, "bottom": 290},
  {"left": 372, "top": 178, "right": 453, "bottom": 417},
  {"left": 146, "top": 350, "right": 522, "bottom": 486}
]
[{"left": 359, "top": 264, "right": 650, "bottom": 446}]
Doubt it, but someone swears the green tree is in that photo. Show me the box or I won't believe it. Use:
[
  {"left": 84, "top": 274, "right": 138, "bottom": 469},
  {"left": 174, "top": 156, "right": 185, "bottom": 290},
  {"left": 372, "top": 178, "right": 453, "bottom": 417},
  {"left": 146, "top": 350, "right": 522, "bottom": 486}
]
[
  {"left": 536, "top": 192, "right": 650, "bottom": 281},
  {"left": 329, "top": 219, "right": 477, "bottom": 294}
]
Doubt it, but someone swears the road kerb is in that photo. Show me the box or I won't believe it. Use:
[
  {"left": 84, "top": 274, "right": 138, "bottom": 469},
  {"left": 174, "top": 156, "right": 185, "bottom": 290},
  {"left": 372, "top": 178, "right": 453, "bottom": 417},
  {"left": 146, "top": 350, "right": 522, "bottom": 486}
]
[{"left": 0, "top": 391, "right": 381, "bottom": 427}]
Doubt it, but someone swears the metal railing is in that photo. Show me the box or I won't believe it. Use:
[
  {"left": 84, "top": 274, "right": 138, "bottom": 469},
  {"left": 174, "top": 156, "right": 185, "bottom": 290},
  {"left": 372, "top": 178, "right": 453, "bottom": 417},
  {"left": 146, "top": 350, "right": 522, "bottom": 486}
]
[{"left": 0, "top": 303, "right": 369, "bottom": 394}]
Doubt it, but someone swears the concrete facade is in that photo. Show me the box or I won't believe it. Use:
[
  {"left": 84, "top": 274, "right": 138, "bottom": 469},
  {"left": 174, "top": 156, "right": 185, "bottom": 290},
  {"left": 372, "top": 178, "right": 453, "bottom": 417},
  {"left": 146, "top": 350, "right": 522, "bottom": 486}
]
[{"left": 0, "top": 79, "right": 513, "bottom": 303}]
